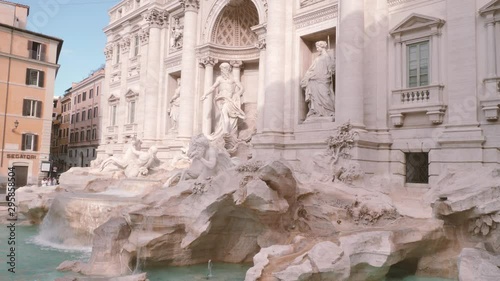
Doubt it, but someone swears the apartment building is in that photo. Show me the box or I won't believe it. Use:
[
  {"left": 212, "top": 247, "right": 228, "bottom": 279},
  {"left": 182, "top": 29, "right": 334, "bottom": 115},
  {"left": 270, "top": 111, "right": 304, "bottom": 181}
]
[
  {"left": 0, "top": 0, "right": 63, "bottom": 187},
  {"left": 67, "top": 68, "right": 104, "bottom": 168}
]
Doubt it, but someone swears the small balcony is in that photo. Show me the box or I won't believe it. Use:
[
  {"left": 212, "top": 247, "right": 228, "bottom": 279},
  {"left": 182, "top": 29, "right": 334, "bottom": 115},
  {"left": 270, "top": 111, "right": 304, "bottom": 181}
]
[
  {"left": 107, "top": 126, "right": 118, "bottom": 133},
  {"left": 124, "top": 123, "right": 137, "bottom": 132},
  {"left": 389, "top": 84, "right": 446, "bottom": 127}
]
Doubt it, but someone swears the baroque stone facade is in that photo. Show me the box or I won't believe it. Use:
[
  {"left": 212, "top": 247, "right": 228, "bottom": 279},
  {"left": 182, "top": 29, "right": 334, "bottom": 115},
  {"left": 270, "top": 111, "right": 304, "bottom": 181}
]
[{"left": 99, "top": 0, "right": 500, "bottom": 186}]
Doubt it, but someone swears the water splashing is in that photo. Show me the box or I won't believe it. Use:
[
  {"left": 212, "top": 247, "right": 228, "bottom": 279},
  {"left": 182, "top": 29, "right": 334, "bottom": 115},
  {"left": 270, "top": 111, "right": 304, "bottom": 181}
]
[{"left": 207, "top": 259, "right": 213, "bottom": 279}]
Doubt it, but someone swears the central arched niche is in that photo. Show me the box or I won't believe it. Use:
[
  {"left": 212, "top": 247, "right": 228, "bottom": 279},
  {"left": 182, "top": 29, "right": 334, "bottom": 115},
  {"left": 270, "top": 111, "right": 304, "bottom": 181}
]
[{"left": 211, "top": 0, "right": 259, "bottom": 47}]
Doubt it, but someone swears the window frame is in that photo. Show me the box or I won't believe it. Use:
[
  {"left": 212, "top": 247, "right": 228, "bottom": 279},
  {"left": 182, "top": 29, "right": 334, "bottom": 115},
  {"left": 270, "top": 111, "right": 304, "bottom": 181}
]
[
  {"left": 21, "top": 133, "right": 38, "bottom": 151},
  {"left": 25, "top": 69, "right": 45, "bottom": 87}
]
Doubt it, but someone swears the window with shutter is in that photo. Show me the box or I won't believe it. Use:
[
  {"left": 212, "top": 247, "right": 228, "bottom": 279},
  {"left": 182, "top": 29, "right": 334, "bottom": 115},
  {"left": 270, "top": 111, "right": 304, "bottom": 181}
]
[
  {"left": 21, "top": 134, "right": 36, "bottom": 151},
  {"left": 25, "top": 69, "right": 45, "bottom": 87},
  {"left": 22, "top": 99, "right": 42, "bottom": 117}
]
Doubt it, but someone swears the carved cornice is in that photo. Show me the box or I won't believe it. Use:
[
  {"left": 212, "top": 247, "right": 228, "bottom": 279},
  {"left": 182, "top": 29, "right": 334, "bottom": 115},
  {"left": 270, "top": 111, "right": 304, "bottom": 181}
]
[
  {"left": 387, "top": 0, "right": 418, "bottom": 7},
  {"left": 199, "top": 56, "right": 218, "bottom": 67},
  {"left": 144, "top": 8, "right": 169, "bottom": 28},
  {"left": 139, "top": 28, "right": 150, "bottom": 45},
  {"left": 196, "top": 43, "right": 260, "bottom": 62},
  {"left": 164, "top": 54, "right": 182, "bottom": 69},
  {"left": 180, "top": 0, "right": 200, "bottom": 12},
  {"left": 104, "top": 45, "right": 114, "bottom": 61},
  {"left": 294, "top": 4, "right": 337, "bottom": 29}
]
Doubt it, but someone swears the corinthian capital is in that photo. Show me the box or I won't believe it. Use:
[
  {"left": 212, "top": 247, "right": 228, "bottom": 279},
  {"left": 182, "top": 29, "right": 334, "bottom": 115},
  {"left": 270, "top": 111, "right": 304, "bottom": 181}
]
[
  {"left": 144, "top": 8, "right": 169, "bottom": 28},
  {"left": 180, "top": 0, "right": 200, "bottom": 12},
  {"left": 104, "top": 45, "right": 113, "bottom": 60},
  {"left": 230, "top": 60, "right": 244, "bottom": 69},
  {"left": 200, "top": 56, "right": 218, "bottom": 67}
]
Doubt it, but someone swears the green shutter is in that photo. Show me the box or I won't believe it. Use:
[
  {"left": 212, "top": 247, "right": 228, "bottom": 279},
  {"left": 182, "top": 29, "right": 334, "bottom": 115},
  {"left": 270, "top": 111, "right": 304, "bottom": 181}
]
[
  {"left": 22, "top": 99, "right": 30, "bottom": 116},
  {"left": 33, "top": 135, "right": 38, "bottom": 151},
  {"left": 21, "top": 134, "right": 26, "bottom": 151},
  {"left": 40, "top": 44, "right": 46, "bottom": 61},
  {"left": 36, "top": 101, "right": 42, "bottom": 118},
  {"left": 38, "top": 71, "right": 45, "bottom": 87},
  {"left": 26, "top": 69, "right": 30, "bottom": 85}
]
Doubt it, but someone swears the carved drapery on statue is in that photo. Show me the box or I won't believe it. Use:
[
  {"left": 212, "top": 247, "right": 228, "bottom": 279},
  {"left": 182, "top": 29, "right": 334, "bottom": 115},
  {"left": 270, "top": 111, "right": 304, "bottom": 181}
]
[
  {"left": 168, "top": 78, "right": 181, "bottom": 132},
  {"left": 202, "top": 62, "right": 246, "bottom": 141},
  {"left": 170, "top": 17, "right": 184, "bottom": 49},
  {"left": 301, "top": 41, "right": 335, "bottom": 121}
]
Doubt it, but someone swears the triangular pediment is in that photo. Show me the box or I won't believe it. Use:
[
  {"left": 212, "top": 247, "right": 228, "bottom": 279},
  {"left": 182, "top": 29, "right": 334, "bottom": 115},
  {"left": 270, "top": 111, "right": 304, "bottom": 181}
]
[
  {"left": 125, "top": 89, "right": 138, "bottom": 98},
  {"left": 108, "top": 94, "right": 120, "bottom": 102},
  {"left": 390, "top": 13, "right": 445, "bottom": 35},
  {"left": 480, "top": 0, "right": 500, "bottom": 16}
]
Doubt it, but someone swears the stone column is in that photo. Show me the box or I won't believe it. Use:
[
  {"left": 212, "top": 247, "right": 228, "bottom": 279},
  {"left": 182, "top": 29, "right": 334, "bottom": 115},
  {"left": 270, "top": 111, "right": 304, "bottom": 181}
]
[
  {"left": 262, "top": 0, "right": 286, "bottom": 133},
  {"left": 256, "top": 38, "right": 266, "bottom": 133},
  {"left": 200, "top": 56, "right": 217, "bottom": 136},
  {"left": 230, "top": 60, "right": 243, "bottom": 82},
  {"left": 336, "top": 0, "right": 365, "bottom": 128},
  {"left": 486, "top": 21, "right": 497, "bottom": 78},
  {"left": 143, "top": 9, "right": 168, "bottom": 141},
  {"left": 177, "top": 0, "right": 199, "bottom": 140}
]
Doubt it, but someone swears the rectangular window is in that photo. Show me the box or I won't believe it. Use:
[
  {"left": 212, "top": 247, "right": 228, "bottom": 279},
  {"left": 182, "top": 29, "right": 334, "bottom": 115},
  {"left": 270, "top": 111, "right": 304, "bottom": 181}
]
[
  {"left": 25, "top": 69, "right": 45, "bottom": 87},
  {"left": 407, "top": 41, "right": 429, "bottom": 88},
  {"left": 80, "top": 131, "right": 85, "bottom": 141},
  {"left": 89, "top": 89, "right": 93, "bottom": 99},
  {"left": 88, "top": 109, "right": 92, "bottom": 120},
  {"left": 21, "top": 134, "right": 38, "bottom": 151},
  {"left": 58, "top": 129, "right": 62, "bottom": 138},
  {"left": 128, "top": 101, "right": 135, "bottom": 124},
  {"left": 405, "top": 152, "right": 429, "bottom": 184},
  {"left": 70, "top": 133, "right": 74, "bottom": 143},
  {"left": 82, "top": 111, "right": 86, "bottom": 121},
  {"left": 28, "top": 41, "right": 46, "bottom": 61},
  {"left": 71, "top": 114, "right": 74, "bottom": 124},
  {"left": 110, "top": 105, "right": 117, "bottom": 126},
  {"left": 22, "top": 99, "right": 42, "bottom": 117},
  {"left": 69, "top": 150, "right": 73, "bottom": 158},
  {"left": 76, "top": 113, "right": 80, "bottom": 123},
  {"left": 86, "top": 129, "right": 91, "bottom": 141},
  {"left": 78, "top": 95, "right": 81, "bottom": 103},
  {"left": 96, "top": 86, "right": 99, "bottom": 96},
  {"left": 134, "top": 34, "right": 140, "bottom": 57},
  {"left": 82, "top": 92, "right": 87, "bottom": 101},
  {"left": 92, "top": 128, "right": 97, "bottom": 140},
  {"left": 94, "top": 107, "right": 98, "bottom": 118},
  {"left": 93, "top": 149, "right": 96, "bottom": 157}
]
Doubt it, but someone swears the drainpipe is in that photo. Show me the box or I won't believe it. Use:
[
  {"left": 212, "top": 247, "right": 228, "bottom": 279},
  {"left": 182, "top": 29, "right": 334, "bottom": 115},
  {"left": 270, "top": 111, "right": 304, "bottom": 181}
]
[{"left": 1, "top": 28, "right": 15, "bottom": 168}]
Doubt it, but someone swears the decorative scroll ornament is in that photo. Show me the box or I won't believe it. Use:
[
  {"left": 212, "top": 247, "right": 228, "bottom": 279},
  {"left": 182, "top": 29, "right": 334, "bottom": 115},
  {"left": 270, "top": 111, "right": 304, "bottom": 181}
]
[
  {"left": 144, "top": 8, "right": 169, "bottom": 28},
  {"left": 255, "top": 38, "right": 266, "bottom": 50},
  {"left": 180, "top": 0, "right": 200, "bottom": 11}
]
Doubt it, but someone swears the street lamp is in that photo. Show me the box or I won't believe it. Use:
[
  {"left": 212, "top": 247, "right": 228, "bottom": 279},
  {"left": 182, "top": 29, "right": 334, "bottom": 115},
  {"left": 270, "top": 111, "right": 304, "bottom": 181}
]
[{"left": 12, "top": 120, "right": 19, "bottom": 132}]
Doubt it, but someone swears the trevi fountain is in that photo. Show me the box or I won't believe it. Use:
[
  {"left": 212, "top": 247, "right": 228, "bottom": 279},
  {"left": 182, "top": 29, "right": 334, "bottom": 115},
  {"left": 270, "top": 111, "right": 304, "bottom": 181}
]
[{"left": 3, "top": 0, "right": 500, "bottom": 280}]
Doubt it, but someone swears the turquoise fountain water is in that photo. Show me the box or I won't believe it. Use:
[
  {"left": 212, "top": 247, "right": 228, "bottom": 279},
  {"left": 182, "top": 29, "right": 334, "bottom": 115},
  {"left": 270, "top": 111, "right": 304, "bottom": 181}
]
[{"left": 0, "top": 226, "right": 456, "bottom": 281}]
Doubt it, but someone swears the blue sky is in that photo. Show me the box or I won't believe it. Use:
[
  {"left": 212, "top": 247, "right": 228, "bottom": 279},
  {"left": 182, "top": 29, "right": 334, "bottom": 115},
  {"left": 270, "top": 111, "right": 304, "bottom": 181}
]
[{"left": 14, "top": 0, "right": 121, "bottom": 96}]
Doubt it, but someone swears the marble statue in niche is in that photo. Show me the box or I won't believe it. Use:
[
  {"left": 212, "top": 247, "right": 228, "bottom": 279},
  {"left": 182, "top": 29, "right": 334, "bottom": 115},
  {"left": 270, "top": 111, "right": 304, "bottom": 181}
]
[
  {"left": 168, "top": 78, "right": 181, "bottom": 132},
  {"left": 300, "top": 41, "right": 335, "bottom": 121},
  {"left": 170, "top": 17, "right": 183, "bottom": 49},
  {"left": 201, "top": 62, "right": 246, "bottom": 141}
]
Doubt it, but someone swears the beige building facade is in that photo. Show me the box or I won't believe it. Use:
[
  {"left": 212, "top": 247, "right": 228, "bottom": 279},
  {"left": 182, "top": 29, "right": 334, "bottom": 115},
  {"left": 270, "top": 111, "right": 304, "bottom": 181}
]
[{"left": 0, "top": 0, "right": 63, "bottom": 187}]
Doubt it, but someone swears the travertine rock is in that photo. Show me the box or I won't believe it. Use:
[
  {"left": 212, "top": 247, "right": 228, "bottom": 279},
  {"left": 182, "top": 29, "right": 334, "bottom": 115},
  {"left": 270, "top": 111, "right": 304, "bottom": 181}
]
[{"left": 458, "top": 247, "right": 500, "bottom": 281}]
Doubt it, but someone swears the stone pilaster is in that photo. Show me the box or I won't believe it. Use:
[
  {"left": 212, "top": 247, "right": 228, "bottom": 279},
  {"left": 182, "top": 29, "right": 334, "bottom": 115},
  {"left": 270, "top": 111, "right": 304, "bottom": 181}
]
[
  {"left": 336, "top": 0, "right": 365, "bottom": 128},
  {"left": 200, "top": 56, "right": 218, "bottom": 136},
  {"left": 177, "top": 0, "right": 199, "bottom": 140},
  {"left": 261, "top": 0, "right": 285, "bottom": 133}
]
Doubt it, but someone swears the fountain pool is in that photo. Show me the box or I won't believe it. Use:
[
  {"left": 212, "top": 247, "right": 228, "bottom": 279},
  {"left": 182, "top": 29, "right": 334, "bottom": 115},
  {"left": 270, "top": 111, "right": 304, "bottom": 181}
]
[{"left": 0, "top": 225, "right": 457, "bottom": 281}]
